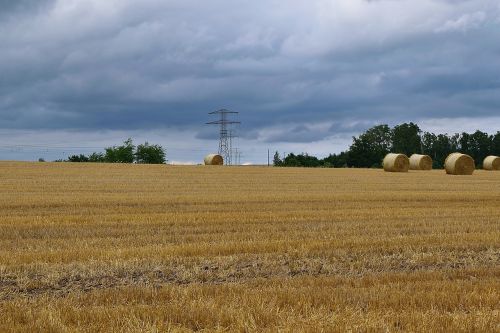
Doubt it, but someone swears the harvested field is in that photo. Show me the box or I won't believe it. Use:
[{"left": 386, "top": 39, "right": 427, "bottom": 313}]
[{"left": 0, "top": 162, "right": 499, "bottom": 332}]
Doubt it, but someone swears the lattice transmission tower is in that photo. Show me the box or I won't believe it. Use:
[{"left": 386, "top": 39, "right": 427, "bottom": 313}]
[{"left": 206, "top": 109, "right": 240, "bottom": 165}]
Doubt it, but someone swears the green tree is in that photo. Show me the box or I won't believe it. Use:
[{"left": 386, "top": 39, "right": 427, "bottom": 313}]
[
  {"left": 273, "top": 151, "right": 283, "bottom": 166},
  {"left": 88, "top": 152, "right": 105, "bottom": 163},
  {"left": 464, "top": 130, "right": 491, "bottom": 166},
  {"left": 392, "top": 122, "right": 422, "bottom": 156},
  {"left": 459, "top": 132, "right": 471, "bottom": 156},
  {"left": 422, "top": 132, "right": 461, "bottom": 168},
  {"left": 280, "top": 153, "right": 322, "bottom": 167},
  {"left": 435, "top": 134, "right": 455, "bottom": 168},
  {"left": 105, "top": 138, "right": 135, "bottom": 163},
  {"left": 135, "top": 142, "right": 166, "bottom": 164},
  {"left": 491, "top": 132, "right": 500, "bottom": 155},
  {"left": 67, "top": 154, "right": 89, "bottom": 162},
  {"left": 321, "top": 152, "right": 348, "bottom": 168},
  {"left": 422, "top": 132, "right": 436, "bottom": 154},
  {"left": 295, "top": 153, "right": 321, "bottom": 167},
  {"left": 347, "top": 124, "right": 392, "bottom": 168},
  {"left": 282, "top": 153, "right": 300, "bottom": 167}
]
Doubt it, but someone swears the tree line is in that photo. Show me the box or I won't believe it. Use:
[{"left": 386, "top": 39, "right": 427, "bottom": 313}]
[
  {"left": 63, "top": 139, "right": 166, "bottom": 164},
  {"left": 274, "top": 123, "right": 500, "bottom": 168}
]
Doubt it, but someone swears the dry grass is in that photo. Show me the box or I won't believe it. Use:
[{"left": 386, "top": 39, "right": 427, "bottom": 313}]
[{"left": 0, "top": 161, "right": 499, "bottom": 332}]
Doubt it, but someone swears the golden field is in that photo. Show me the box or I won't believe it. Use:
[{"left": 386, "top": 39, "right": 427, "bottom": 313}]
[{"left": 0, "top": 161, "right": 499, "bottom": 332}]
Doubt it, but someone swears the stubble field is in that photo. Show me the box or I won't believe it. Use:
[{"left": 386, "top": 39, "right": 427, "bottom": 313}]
[{"left": 0, "top": 161, "right": 499, "bottom": 332}]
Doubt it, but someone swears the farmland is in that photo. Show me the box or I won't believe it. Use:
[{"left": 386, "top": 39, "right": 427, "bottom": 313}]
[{"left": 0, "top": 161, "right": 499, "bottom": 332}]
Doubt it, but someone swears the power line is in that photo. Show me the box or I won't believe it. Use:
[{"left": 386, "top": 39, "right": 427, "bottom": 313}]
[
  {"left": 0, "top": 144, "right": 214, "bottom": 153},
  {"left": 0, "top": 145, "right": 264, "bottom": 155},
  {"left": 0, "top": 144, "right": 104, "bottom": 149}
]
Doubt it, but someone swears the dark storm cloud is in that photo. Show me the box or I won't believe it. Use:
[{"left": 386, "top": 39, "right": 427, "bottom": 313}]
[
  {"left": 0, "top": 0, "right": 499, "bottom": 144},
  {"left": 0, "top": 0, "right": 54, "bottom": 17},
  {"left": 259, "top": 121, "right": 377, "bottom": 143}
]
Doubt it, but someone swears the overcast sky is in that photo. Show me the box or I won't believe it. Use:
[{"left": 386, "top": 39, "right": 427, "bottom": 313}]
[{"left": 1, "top": 0, "right": 499, "bottom": 163}]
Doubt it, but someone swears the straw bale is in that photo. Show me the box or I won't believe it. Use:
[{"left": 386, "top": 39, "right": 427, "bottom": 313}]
[
  {"left": 383, "top": 153, "right": 409, "bottom": 172},
  {"left": 483, "top": 156, "right": 500, "bottom": 170},
  {"left": 204, "top": 154, "right": 224, "bottom": 165},
  {"left": 445, "top": 153, "right": 475, "bottom": 175},
  {"left": 409, "top": 154, "right": 433, "bottom": 170}
]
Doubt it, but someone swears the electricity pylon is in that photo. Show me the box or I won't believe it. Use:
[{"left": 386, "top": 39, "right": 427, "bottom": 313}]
[{"left": 206, "top": 109, "right": 240, "bottom": 165}]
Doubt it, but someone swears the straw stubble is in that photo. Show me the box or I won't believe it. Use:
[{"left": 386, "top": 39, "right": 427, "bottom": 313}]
[{"left": 0, "top": 162, "right": 498, "bottom": 332}]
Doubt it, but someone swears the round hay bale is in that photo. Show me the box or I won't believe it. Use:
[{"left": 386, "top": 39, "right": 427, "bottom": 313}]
[
  {"left": 204, "top": 154, "right": 224, "bottom": 166},
  {"left": 383, "top": 153, "right": 409, "bottom": 172},
  {"left": 409, "top": 154, "right": 433, "bottom": 170},
  {"left": 483, "top": 156, "right": 500, "bottom": 171},
  {"left": 445, "top": 153, "right": 475, "bottom": 175}
]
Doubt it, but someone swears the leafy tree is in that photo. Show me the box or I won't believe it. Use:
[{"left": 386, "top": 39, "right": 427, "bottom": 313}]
[
  {"left": 422, "top": 132, "right": 439, "bottom": 168},
  {"left": 459, "top": 132, "right": 471, "bottom": 156},
  {"left": 450, "top": 133, "right": 460, "bottom": 152},
  {"left": 462, "top": 130, "right": 490, "bottom": 166},
  {"left": 295, "top": 153, "right": 321, "bottom": 167},
  {"left": 436, "top": 134, "right": 455, "bottom": 168},
  {"left": 273, "top": 151, "right": 283, "bottom": 166},
  {"left": 88, "top": 152, "right": 106, "bottom": 163},
  {"left": 392, "top": 122, "right": 422, "bottom": 156},
  {"left": 321, "top": 152, "right": 348, "bottom": 168},
  {"left": 422, "top": 132, "right": 463, "bottom": 168},
  {"left": 282, "top": 153, "right": 300, "bottom": 167},
  {"left": 421, "top": 132, "right": 436, "bottom": 154},
  {"left": 491, "top": 132, "right": 500, "bottom": 156},
  {"left": 135, "top": 142, "right": 166, "bottom": 164},
  {"left": 105, "top": 138, "right": 135, "bottom": 163},
  {"left": 280, "top": 153, "right": 321, "bottom": 167},
  {"left": 67, "top": 154, "right": 89, "bottom": 162},
  {"left": 347, "top": 124, "right": 392, "bottom": 168}
]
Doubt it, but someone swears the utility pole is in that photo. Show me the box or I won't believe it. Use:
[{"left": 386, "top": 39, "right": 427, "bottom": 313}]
[
  {"left": 206, "top": 109, "right": 240, "bottom": 165},
  {"left": 268, "top": 149, "right": 270, "bottom": 166}
]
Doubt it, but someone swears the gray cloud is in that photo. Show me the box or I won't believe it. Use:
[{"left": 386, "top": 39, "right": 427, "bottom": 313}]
[
  {"left": 0, "top": 0, "right": 54, "bottom": 17},
  {"left": 0, "top": 0, "right": 499, "bottom": 154}
]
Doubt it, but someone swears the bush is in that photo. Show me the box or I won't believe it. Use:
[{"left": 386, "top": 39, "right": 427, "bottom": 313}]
[
  {"left": 135, "top": 142, "right": 166, "bottom": 164},
  {"left": 67, "top": 154, "right": 89, "bottom": 162},
  {"left": 104, "top": 139, "right": 135, "bottom": 163},
  {"left": 88, "top": 152, "right": 105, "bottom": 163},
  {"left": 64, "top": 139, "right": 167, "bottom": 164}
]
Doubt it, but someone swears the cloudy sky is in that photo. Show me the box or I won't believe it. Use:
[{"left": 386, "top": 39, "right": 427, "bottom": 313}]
[{"left": 1, "top": 0, "right": 499, "bottom": 163}]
